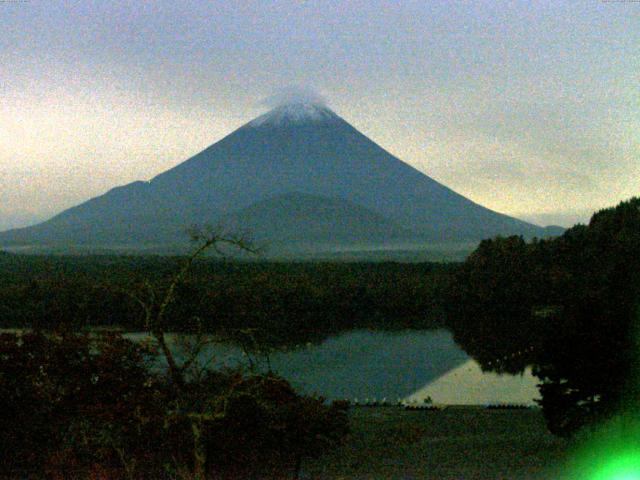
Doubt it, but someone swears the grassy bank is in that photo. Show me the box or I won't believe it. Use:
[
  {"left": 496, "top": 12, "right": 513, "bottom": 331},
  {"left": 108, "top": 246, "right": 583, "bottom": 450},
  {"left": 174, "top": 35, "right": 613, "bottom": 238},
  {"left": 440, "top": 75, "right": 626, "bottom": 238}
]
[{"left": 303, "top": 406, "right": 567, "bottom": 479}]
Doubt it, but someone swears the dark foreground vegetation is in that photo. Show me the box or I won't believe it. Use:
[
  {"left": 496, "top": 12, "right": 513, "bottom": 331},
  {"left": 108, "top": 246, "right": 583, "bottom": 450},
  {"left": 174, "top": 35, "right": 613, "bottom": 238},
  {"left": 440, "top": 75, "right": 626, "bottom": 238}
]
[{"left": 0, "top": 329, "right": 349, "bottom": 479}]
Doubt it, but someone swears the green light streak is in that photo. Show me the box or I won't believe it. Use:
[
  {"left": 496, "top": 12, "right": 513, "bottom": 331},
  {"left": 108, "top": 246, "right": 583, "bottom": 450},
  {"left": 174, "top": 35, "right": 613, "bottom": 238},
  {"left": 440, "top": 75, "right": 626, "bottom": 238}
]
[
  {"left": 563, "top": 418, "right": 640, "bottom": 480},
  {"left": 590, "top": 451, "right": 640, "bottom": 480},
  {"left": 561, "top": 313, "right": 640, "bottom": 480}
]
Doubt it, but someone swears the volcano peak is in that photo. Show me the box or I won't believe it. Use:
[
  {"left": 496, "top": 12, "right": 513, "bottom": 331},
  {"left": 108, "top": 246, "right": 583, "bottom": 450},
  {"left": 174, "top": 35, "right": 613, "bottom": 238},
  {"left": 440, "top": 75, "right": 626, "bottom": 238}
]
[
  {"left": 248, "top": 102, "right": 339, "bottom": 128},
  {"left": 0, "top": 98, "right": 557, "bottom": 255}
]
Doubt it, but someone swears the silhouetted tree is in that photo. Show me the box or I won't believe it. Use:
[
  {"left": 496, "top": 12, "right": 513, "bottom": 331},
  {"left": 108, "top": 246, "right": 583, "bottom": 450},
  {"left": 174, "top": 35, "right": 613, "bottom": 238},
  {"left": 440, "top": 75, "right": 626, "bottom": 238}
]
[
  {"left": 126, "top": 226, "right": 349, "bottom": 478},
  {"left": 445, "top": 235, "right": 544, "bottom": 373},
  {"left": 446, "top": 197, "right": 640, "bottom": 436}
]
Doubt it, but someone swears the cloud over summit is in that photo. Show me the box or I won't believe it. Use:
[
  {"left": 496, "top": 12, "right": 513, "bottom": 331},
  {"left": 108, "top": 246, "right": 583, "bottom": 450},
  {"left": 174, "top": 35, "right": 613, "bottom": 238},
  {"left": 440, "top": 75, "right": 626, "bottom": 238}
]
[{"left": 261, "top": 86, "right": 327, "bottom": 109}]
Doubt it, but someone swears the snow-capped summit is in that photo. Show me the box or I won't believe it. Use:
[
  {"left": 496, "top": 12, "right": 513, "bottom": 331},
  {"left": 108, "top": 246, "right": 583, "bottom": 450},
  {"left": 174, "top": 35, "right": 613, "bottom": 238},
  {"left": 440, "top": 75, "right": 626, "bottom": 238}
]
[
  {"left": 248, "top": 102, "right": 339, "bottom": 127},
  {"left": 0, "top": 93, "right": 559, "bottom": 254}
]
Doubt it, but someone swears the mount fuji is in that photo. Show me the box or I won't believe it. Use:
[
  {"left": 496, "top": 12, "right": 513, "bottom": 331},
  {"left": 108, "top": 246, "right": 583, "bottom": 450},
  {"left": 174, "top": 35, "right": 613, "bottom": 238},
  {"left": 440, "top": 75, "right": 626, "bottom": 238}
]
[{"left": 0, "top": 102, "right": 562, "bottom": 256}]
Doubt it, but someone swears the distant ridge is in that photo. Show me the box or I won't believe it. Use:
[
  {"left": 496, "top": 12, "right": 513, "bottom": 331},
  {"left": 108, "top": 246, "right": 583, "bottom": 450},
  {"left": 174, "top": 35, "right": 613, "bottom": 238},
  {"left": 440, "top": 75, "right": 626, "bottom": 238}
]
[
  {"left": 0, "top": 101, "right": 562, "bottom": 256},
  {"left": 221, "top": 192, "right": 414, "bottom": 246}
]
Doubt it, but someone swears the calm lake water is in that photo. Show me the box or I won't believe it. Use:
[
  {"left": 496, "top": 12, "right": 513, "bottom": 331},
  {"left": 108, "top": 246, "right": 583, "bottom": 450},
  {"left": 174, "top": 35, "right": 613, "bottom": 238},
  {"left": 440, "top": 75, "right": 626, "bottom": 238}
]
[
  {"left": 4, "top": 328, "right": 538, "bottom": 403},
  {"left": 126, "top": 329, "right": 470, "bottom": 401}
]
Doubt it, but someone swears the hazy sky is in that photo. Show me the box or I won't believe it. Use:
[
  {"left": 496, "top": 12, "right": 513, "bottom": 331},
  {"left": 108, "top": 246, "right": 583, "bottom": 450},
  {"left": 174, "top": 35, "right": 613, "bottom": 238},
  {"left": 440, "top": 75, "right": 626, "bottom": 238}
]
[{"left": 1, "top": 0, "right": 638, "bottom": 229}]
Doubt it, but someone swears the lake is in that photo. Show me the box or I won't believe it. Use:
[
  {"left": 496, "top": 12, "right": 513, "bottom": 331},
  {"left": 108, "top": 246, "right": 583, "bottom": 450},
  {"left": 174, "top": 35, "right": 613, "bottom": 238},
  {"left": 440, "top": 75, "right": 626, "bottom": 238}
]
[
  {"left": 2, "top": 327, "right": 540, "bottom": 403},
  {"left": 126, "top": 329, "right": 539, "bottom": 404}
]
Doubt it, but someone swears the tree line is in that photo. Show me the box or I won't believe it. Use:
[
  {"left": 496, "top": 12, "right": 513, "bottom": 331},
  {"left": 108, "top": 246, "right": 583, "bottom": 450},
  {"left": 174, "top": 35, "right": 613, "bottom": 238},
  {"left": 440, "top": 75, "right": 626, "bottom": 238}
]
[
  {"left": 0, "top": 255, "right": 452, "bottom": 347},
  {"left": 445, "top": 197, "right": 640, "bottom": 436}
]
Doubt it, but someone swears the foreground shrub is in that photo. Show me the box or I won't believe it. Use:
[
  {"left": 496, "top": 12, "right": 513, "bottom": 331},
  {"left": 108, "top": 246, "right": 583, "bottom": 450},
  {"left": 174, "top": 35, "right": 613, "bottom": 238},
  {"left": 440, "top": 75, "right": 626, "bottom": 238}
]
[
  {"left": 0, "top": 330, "right": 171, "bottom": 478},
  {"left": 0, "top": 330, "right": 348, "bottom": 478},
  {"left": 196, "top": 373, "right": 349, "bottom": 478}
]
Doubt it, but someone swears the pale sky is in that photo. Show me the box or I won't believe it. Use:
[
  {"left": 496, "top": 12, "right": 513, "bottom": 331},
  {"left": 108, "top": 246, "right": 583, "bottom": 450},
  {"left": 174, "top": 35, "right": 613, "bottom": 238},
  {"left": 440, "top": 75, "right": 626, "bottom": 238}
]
[{"left": 1, "top": 0, "right": 638, "bottom": 230}]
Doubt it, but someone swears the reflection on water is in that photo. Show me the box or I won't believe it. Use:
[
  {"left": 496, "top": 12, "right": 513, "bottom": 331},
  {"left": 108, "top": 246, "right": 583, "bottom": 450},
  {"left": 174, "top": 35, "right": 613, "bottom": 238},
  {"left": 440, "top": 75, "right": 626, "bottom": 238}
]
[
  {"left": 404, "top": 360, "right": 540, "bottom": 406},
  {"left": 2, "top": 328, "right": 541, "bottom": 403},
  {"left": 127, "top": 329, "right": 470, "bottom": 400}
]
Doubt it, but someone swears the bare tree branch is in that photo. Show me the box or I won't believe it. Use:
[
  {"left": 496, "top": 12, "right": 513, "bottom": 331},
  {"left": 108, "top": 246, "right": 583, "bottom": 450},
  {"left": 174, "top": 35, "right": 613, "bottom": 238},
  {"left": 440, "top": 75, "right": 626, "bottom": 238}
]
[{"left": 133, "top": 225, "right": 259, "bottom": 390}]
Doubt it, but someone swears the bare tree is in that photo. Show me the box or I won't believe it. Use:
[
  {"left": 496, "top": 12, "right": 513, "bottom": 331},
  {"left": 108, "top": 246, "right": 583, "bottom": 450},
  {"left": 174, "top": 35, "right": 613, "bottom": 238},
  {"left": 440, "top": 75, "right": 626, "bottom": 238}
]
[
  {"left": 128, "top": 226, "right": 259, "bottom": 478},
  {"left": 130, "top": 226, "right": 257, "bottom": 384}
]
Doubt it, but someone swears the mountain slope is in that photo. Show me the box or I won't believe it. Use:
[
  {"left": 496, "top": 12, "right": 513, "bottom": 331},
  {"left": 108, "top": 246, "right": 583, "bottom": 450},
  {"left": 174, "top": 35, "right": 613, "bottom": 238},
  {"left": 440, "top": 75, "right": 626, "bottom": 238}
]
[
  {"left": 0, "top": 102, "right": 560, "bottom": 253},
  {"left": 221, "top": 192, "right": 414, "bottom": 247}
]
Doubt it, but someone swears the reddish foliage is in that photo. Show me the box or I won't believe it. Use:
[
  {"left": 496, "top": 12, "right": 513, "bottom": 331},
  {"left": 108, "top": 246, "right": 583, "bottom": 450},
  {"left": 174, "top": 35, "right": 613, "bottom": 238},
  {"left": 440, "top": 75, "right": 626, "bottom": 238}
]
[{"left": 0, "top": 330, "right": 348, "bottom": 478}]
